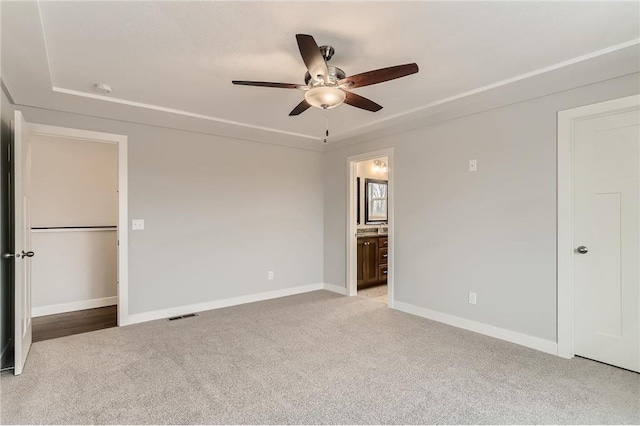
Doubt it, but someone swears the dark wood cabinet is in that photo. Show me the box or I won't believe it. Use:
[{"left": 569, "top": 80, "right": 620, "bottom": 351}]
[
  {"left": 357, "top": 237, "right": 379, "bottom": 287},
  {"left": 378, "top": 236, "right": 388, "bottom": 284},
  {"left": 357, "top": 236, "right": 388, "bottom": 289}
]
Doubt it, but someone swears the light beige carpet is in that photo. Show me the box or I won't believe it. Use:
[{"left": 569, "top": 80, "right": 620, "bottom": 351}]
[{"left": 1, "top": 291, "right": 638, "bottom": 424}]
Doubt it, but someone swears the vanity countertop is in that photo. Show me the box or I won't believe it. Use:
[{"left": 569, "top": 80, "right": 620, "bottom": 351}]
[{"left": 357, "top": 233, "right": 388, "bottom": 238}]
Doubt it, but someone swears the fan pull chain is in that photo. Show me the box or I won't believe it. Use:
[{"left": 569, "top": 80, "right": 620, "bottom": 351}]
[{"left": 324, "top": 108, "right": 329, "bottom": 143}]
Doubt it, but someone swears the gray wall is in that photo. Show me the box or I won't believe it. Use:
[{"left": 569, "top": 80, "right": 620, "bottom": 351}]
[
  {"left": 323, "top": 73, "right": 640, "bottom": 342},
  {"left": 1, "top": 85, "right": 13, "bottom": 361},
  {"left": 2, "top": 96, "right": 324, "bottom": 316},
  {"left": 2, "top": 69, "right": 638, "bottom": 345}
]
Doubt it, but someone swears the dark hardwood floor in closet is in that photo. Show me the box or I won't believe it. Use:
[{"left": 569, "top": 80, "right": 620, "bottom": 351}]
[{"left": 32, "top": 306, "right": 117, "bottom": 343}]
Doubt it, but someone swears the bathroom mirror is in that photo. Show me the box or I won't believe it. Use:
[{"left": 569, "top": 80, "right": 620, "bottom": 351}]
[{"left": 364, "top": 178, "right": 387, "bottom": 224}]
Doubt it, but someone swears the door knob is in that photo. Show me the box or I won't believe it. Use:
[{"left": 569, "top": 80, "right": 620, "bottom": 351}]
[
  {"left": 2, "top": 253, "right": 20, "bottom": 259},
  {"left": 576, "top": 246, "right": 588, "bottom": 254}
]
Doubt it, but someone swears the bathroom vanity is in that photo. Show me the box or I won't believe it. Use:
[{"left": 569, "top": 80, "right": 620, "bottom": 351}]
[{"left": 357, "top": 234, "right": 388, "bottom": 289}]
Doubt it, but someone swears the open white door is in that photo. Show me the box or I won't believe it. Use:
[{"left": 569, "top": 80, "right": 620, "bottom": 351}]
[{"left": 12, "top": 111, "right": 33, "bottom": 375}]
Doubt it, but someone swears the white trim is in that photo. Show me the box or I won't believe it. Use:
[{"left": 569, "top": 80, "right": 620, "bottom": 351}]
[
  {"left": 28, "top": 123, "right": 129, "bottom": 327},
  {"left": 323, "top": 283, "right": 348, "bottom": 295},
  {"left": 117, "top": 136, "right": 128, "bottom": 327},
  {"left": 394, "top": 301, "right": 558, "bottom": 355},
  {"left": 122, "top": 283, "right": 326, "bottom": 326},
  {"left": 32, "top": 296, "right": 117, "bottom": 318},
  {"left": 29, "top": 123, "right": 126, "bottom": 145},
  {"left": 556, "top": 94, "right": 640, "bottom": 359},
  {"left": 346, "top": 149, "right": 395, "bottom": 307}
]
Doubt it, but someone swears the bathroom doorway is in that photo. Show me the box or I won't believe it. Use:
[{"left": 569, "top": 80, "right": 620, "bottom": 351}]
[{"left": 347, "top": 149, "right": 394, "bottom": 307}]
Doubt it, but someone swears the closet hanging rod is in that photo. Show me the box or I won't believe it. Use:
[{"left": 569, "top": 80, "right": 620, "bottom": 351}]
[{"left": 32, "top": 226, "right": 117, "bottom": 230}]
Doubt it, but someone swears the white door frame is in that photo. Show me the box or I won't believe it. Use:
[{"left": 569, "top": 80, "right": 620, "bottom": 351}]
[
  {"left": 346, "top": 148, "right": 394, "bottom": 307},
  {"left": 28, "top": 123, "right": 129, "bottom": 326},
  {"left": 556, "top": 94, "right": 640, "bottom": 359}
]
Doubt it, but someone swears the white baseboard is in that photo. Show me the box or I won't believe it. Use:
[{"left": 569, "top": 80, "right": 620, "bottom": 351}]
[
  {"left": 123, "top": 283, "right": 327, "bottom": 326},
  {"left": 323, "top": 283, "right": 348, "bottom": 295},
  {"left": 393, "top": 301, "right": 558, "bottom": 355},
  {"left": 32, "top": 296, "right": 117, "bottom": 317}
]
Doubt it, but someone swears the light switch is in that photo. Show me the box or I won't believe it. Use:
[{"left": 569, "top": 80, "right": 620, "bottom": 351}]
[
  {"left": 132, "top": 219, "right": 145, "bottom": 231},
  {"left": 469, "top": 159, "right": 477, "bottom": 172}
]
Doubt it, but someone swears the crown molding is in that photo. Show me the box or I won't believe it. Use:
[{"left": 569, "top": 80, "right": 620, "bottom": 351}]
[
  {"left": 1, "top": 80, "right": 15, "bottom": 104},
  {"left": 52, "top": 86, "right": 321, "bottom": 143},
  {"left": 47, "top": 39, "right": 640, "bottom": 151},
  {"left": 323, "top": 40, "right": 640, "bottom": 151}
]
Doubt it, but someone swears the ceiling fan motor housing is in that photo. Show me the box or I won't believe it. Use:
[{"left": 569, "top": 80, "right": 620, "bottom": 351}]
[{"left": 304, "top": 66, "right": 346, "bottom": 86}]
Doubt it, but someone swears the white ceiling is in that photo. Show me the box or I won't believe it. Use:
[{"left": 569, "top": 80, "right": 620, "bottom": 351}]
[{"left": 2, "top": 1, "right": 639, "bottom": 148}]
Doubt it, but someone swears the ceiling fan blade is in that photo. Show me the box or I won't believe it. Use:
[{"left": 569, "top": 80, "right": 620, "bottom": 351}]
[
  {"left": 289, "top": 100, "right": 312, "bottom": 116},
  {"left": 339, "top": 63, "right": 418, "bottom": 89},
  {"left": 344, "top": 91, "right": 383, "bottom": 112},
  {"left": 232, "top": 81, "right": 301, "bottom": 89},
  {"left": 296, "top": 34, "right": 328, "bottom": 83}
]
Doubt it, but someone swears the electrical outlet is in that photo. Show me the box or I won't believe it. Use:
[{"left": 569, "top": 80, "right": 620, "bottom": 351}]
[
  {"left": 268, "top": 271, "right": 274, "bottom": 280},
  {"left": 468, "top": 292, "right": 477, "bottom": 305},
  {"left": 469, "top": 159, "right": 477, "bottom": 172},
  {"left": 132, "top": 219, "right": 144, "bottom": 231}
]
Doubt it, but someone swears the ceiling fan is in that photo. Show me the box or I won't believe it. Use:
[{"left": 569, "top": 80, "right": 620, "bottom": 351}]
[{"left": 232, "top": 34, "right": 419, "bottom": 116}]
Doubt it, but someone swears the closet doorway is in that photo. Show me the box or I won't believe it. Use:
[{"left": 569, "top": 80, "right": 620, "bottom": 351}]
[
  {"left": 347, "top": 149, "right": 394, "bottom": 307},
  {"left": 30, "top": 132, "right": 119, "bottom": 342},
  {"left": 9, "top": 112, "right": 128, "bottom": 374}
]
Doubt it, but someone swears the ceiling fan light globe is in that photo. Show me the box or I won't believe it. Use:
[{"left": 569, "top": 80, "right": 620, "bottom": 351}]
[{"left": 304, "top": 86, "right": 346, "bottom": 109}]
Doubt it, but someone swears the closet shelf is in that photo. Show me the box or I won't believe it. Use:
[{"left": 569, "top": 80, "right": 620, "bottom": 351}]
[{"left": 31, "top": 226, "right": 117, "bottom": 233}]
